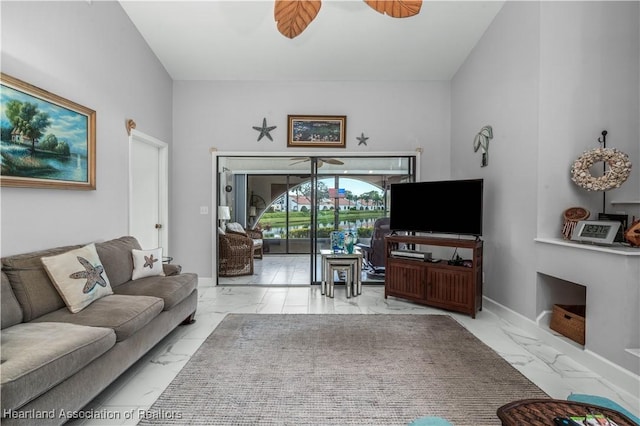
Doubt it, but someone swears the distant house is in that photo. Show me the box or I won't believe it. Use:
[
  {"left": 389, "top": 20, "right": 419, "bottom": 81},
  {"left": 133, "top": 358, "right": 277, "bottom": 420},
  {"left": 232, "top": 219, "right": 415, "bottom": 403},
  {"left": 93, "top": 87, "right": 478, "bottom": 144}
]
[
  {"left": 289, "top": 195, "right": 312, "bottom": 211},
  {"left": 288, "top": 194, "right": 356, "bottom": 211},
  {"left": 10, "top": 128, "right": 33, "bottom": 145}
]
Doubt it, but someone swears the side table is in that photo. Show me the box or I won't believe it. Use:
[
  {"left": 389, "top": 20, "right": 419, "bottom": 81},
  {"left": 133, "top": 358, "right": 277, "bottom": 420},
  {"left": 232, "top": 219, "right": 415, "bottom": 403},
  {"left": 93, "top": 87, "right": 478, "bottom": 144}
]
[
  {"left": 497, "top": 399, "right": 638, "bottom": 426},
  {"left": 320, "top": 249, "right": 362, "bottom": 297}
]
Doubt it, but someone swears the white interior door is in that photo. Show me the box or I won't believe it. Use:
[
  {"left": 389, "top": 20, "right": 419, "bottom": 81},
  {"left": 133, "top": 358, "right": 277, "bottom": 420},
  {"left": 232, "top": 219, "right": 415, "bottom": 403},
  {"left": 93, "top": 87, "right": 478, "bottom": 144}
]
[{"left": 129, "top": 129, "right": 169, "bottom": 253}]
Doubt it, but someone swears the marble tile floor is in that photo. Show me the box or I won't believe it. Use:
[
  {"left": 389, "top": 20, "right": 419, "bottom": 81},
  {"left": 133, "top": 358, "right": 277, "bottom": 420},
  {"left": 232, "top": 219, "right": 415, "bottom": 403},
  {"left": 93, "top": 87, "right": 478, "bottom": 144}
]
[
  {"left": 218, "top": 254, "right": 385, "bottom": 286},
  {"left": 72, "top": 282, "right": 640, "bottom": 426}
]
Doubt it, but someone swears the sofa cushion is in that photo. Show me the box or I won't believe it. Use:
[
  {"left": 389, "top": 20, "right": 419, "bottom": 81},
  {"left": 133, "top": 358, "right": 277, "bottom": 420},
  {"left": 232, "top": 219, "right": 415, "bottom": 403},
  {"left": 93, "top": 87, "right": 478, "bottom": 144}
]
[
  {"left": 0, "top": 322, "right": 115, "bottom": 411},
  {"left": 131, "top": 248, "right": 165, "bottom": 280},
  {"left": 114, "top": 272, "right": 198, "bottom": 311},
  {"left": 95, "top": 236, "right": 141, "bottom": 287},
  {"left": 1, "top": 272, "right": 23, "bottom": 329},
  {"left": 32, "top": 294, "right": 164, "bottom": 342},
  {"left": 41, "top": 243, "right": 114, "bottom": 313},
  {"left": 1, "top": 244, "right": 80, "bottom": 321}
]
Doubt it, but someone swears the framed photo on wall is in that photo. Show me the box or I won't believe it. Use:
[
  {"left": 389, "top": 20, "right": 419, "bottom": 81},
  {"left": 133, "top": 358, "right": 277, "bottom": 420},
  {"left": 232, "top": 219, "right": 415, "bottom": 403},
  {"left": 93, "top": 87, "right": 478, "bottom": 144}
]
[
  {"left": 287, "top": 115, "right": 346, "bottom": 148},
  {"left": 0, "top": 73, "right": 96, "bottom": 190}
]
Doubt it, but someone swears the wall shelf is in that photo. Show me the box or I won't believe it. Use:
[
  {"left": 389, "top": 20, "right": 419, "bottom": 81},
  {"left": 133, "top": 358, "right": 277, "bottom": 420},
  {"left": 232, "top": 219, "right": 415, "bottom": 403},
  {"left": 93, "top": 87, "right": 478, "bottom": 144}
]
[
  {"left": 610, "top": 200, "right": 640, "bottom": 205},
  {"left": 534, "top": 237, "right": 640, "bottom": 256},
  {"left": 625, "top": 348, "right": 640, "bottom": 359}
]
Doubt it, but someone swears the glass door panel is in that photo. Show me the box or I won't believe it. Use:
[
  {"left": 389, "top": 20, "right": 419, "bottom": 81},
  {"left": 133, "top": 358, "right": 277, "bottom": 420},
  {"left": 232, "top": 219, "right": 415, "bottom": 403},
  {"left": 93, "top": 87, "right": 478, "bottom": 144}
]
[{"left": 217, "top": 155, "right": 415, "bottom": 285}]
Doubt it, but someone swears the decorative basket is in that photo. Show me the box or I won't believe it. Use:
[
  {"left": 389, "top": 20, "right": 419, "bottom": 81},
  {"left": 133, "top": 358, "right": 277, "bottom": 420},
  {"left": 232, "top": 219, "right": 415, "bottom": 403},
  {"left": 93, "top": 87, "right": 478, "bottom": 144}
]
[{"left": 550, "top": 304, "right": 586, "bottom": 345}]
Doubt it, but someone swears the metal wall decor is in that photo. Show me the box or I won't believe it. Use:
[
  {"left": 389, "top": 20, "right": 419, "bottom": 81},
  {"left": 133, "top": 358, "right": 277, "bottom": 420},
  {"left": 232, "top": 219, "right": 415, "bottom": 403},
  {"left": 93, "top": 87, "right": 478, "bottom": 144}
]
[
  {"left": 473, "top": 125, "right": 493, "bottom": 167},
  {"left": 252, "top": 118, "right": 277, "bottom": 142},
  {"left": 357, "top": 133, "right": 369, "bottom": 146}
]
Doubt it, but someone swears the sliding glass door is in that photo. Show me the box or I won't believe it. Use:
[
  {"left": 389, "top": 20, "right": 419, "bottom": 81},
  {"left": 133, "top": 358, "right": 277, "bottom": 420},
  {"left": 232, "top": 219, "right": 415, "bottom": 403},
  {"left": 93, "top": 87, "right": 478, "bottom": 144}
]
[{"left": 215, "top": 154, "right": 416, "bottom": 285}]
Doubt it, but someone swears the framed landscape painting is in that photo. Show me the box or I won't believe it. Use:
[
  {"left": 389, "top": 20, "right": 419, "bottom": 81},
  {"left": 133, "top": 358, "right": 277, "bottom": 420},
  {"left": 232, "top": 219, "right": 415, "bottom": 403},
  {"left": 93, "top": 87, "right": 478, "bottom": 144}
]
[
  {"left": 0, "top": 73, "right": 96, "bottom": 190},
  {"left": 287, "top": 115, "right": 346, "bottom": 148}
]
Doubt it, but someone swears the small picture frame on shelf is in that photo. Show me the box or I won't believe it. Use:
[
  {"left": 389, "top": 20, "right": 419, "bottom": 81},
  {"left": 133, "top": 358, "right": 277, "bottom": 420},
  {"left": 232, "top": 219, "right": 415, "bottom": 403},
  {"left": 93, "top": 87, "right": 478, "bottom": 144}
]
[{"left": 597, "top": 213, "right": 628, "bottom": 242}]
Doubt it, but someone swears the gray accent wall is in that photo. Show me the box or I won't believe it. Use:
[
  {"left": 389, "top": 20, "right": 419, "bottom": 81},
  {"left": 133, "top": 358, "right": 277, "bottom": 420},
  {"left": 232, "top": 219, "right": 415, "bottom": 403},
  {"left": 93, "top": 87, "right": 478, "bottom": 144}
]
[
  {"left": 451, "top": 1, "right": 639, "bottom": 321},
  {"left": 1, "top": 1, "right": 173, "bottom": 256}
]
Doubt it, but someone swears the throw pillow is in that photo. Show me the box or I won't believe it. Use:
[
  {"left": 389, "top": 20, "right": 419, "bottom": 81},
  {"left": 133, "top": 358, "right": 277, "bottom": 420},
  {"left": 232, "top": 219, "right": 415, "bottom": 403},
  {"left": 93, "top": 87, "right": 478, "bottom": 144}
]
[
  {"left": 41, "top": 243, "right": 113, "bottom": 313},
  {"left": 218, "top": 226, "right": 226, "bottom": 235},
  {"left": 226, "top": 222, "right": 246, "bottom": 235},
  {"left": 131, "top": 247, "right": 165, "bottom": 280}
]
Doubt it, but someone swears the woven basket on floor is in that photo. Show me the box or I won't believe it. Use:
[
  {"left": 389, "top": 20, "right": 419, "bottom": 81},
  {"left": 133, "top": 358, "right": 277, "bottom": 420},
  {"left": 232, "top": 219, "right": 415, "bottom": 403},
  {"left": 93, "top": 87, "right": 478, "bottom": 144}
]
[{"left": 550, "top": 304, "right": 586, "bottom": 345}]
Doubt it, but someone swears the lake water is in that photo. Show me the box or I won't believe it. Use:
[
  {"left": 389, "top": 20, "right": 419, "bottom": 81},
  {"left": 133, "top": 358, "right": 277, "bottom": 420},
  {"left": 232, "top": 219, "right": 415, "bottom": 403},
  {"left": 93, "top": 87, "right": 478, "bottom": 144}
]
[
  {"left": 261, "top": 218, "right": 377, "bottom": 238},
  {"left": 1, "top": 143, "right": 88, "bottom": 182}
]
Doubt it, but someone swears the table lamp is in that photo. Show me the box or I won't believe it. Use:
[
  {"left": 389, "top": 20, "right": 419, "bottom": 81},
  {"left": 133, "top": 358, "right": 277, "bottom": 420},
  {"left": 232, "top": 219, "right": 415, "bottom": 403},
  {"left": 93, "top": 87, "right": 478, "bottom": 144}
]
[{"left": 218, "top": 206, "right": 231, "bottom": 228}]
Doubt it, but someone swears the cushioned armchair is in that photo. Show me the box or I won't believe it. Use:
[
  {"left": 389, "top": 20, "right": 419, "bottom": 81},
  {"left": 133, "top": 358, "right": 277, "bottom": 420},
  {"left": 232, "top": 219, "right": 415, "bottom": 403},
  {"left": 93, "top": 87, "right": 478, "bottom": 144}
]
[{"left": 218, "top": 230, "right": 254, "bottom": 277}]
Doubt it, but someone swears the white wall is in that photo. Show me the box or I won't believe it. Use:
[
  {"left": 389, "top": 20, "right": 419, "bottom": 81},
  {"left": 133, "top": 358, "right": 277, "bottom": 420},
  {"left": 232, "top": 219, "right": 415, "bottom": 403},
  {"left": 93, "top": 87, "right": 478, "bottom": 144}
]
[
  {"left": 451, "top": 1, "right": 541, "bottom": 319},
  {"left": 452, "top": 1, "right": 639, "bottom": 323},
  {"left": 538, "top": 1, "right": 640, "bottom": 235},
  {"left": 1, "top": 1, "right": 173, "bottom": 256},
  {"left": 171, "top": 81, "right": 451, "bottom": 276}
]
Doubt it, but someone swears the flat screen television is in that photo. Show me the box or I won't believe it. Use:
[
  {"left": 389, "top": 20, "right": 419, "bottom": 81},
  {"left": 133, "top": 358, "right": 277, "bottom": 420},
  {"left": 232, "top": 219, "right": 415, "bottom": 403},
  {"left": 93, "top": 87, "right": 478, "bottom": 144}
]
[{"left": 390, "top": 179, "right": 483, "bottom": 236}]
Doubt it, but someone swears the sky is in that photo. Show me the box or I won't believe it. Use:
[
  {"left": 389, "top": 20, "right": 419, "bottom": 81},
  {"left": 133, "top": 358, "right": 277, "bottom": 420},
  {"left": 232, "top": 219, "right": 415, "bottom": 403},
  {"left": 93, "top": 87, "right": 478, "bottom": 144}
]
[
  {"left": 1, "top": 84, "right": 89, "bottom": 155},
  {"left": 317, "top": 177, "right": 382, "bottom": 197}
]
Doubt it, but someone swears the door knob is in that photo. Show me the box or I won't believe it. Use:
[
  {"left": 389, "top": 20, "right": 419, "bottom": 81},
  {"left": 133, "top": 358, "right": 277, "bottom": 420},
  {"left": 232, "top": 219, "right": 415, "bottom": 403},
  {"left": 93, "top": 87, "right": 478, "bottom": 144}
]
[{"left": 155, "top": 224, "right": 162, "bottom": 229}]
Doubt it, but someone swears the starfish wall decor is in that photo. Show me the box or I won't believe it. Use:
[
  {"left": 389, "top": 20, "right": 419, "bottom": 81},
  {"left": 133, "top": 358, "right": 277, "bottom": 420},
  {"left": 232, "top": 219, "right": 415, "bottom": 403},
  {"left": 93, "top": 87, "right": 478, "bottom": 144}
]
[
  {"left": 357, "top": 133, "right": 369, "bottom": 146},
  {"left": 253, "top": 118, "right": 277, "bottom": 142},
  {"left": 274, "top": 0, "right": 423, "bottom": 39}
]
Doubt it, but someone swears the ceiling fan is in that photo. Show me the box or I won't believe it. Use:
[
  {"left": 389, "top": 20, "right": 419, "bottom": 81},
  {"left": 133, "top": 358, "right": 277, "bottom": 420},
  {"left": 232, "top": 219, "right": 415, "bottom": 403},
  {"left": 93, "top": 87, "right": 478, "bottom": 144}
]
[
  {"left": 275, "top": 0, "right": 423, "bottom": 39},
  {"left": 289, "top": 157, "right": 344, "bottom": 167}
]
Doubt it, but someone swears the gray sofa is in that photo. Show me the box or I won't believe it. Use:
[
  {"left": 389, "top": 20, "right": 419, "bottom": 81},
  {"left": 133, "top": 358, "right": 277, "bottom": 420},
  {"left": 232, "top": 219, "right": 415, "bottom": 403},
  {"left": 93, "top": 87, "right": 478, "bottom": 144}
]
[{"left": 0, "top": 236, "right": 198, "bottom": 425}]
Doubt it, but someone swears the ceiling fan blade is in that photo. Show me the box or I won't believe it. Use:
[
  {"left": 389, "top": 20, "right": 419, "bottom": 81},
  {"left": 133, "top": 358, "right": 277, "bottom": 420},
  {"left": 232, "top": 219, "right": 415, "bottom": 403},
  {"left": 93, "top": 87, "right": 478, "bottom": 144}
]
[
  {"left": 290, "top": 157, "right": 311, "bottom": 166},
  {"left": 321, "top": 158, "right": 344, "bottom": 165}
]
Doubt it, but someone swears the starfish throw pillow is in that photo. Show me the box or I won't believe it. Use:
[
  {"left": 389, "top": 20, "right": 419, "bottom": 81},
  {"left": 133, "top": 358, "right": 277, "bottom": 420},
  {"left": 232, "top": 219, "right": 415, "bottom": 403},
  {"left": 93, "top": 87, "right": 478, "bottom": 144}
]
[
  {"left": 131, "top": 248, "right": 165, "bottom": 280},
  {"left": 41, "top": 243, "right": 113, "bottom": 313}
]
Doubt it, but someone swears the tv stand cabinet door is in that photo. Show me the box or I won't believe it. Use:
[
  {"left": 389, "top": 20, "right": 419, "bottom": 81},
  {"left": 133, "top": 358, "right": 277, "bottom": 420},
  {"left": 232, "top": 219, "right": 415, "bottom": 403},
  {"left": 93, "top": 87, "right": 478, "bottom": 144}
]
[
  {"left": 426, "top": 267, "right": 475, "bottom": 317},
  {"left": 385, "top": 259, "right": 426, "bottom": 301}
]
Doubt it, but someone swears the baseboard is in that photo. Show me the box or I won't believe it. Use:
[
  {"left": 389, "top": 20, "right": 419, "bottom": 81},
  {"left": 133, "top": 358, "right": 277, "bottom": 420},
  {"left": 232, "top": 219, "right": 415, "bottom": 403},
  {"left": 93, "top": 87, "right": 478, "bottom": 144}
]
[
  {"left": 199, "top": 277, "right": 214, "bottom": 286},
  {"left": 483, "top": 296, "right": 639, "bottom": 400}
]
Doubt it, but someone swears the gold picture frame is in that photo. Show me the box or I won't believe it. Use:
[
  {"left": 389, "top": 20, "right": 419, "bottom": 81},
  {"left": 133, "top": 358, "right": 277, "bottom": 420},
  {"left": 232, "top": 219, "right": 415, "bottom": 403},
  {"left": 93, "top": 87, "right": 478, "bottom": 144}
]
[
  {"left": 287, "top": 115, "right": 346, "bottom": 148},
  {"left": 1, "top": 73, "right": 96, "bottom": 190}
]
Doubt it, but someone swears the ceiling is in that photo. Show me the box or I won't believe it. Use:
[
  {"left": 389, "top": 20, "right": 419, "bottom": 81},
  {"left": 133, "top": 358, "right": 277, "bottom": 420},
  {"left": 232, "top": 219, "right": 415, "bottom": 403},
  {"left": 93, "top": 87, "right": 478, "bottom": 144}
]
[{"left": 119, "top": 1, "right": 505, "bottom": 81}]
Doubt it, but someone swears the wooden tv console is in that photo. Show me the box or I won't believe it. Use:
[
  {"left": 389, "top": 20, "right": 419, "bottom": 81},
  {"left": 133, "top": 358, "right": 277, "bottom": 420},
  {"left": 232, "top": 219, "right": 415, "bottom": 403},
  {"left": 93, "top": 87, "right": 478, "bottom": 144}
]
[{"left": 384, "top": 235, "right": 483, "bottom": 318}]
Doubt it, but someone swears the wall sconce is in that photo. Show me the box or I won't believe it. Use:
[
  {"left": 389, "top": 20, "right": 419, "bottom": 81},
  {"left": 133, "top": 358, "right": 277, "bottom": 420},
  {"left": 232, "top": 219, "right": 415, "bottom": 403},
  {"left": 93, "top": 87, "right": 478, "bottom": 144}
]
[{"left": 218, "top": 206, "right": 231, "bottom": 228}]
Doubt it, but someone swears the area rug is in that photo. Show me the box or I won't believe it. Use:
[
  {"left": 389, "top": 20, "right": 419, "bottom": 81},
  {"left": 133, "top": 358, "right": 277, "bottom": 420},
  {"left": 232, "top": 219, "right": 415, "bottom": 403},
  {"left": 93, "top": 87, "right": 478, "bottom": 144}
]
[{"left": 139, "top": 314, "right": 549, "bottom": 425}]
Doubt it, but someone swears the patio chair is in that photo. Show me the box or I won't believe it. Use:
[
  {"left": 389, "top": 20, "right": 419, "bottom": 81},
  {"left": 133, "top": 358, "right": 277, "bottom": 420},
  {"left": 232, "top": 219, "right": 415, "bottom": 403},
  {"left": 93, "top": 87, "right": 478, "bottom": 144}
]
[
  {"left": 218, "top": 228, "right": 254, "bottom": 277},
  {"left": 226, "top": 222, "right": 264, "bottom": 259}
]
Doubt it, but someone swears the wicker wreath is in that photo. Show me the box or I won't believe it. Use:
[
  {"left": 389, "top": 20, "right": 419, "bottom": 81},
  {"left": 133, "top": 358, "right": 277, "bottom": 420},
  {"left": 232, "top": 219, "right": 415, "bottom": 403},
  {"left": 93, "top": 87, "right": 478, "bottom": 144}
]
[{"left": 570, "top": 147, "right": 632, "bottom": 191}]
